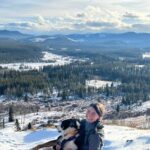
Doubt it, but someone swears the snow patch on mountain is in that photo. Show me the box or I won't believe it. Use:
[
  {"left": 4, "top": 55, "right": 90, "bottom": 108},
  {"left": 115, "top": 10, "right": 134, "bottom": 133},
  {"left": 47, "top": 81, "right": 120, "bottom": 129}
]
[
  {"left": 67, "top": 37, "right": 84, "bottom": 42},
  {"left": 86, "top": 80, "right": 121, "bottom": 88}
]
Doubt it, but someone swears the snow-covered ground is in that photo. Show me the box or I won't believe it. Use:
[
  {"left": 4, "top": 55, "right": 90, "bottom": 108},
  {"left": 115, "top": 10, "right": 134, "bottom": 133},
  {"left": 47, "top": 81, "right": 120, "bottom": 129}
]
[
  {"left": 131, "top": 100, "right": 150, "bottom": 113},
  {"left": 0, "top": 95, "right": 7, "bottom": 102},
  {"left": 0, "top": 111, "right": 62, "bottom": 150},
  {"left": 134, "top": 65, "right": 145, "bottom": 68},
  {"left": 104, "top": 125, "right": 150, "bottom": 150},
  {"left": 0, "top": 111, "right": 149, "bottom": 150},
  {"left": 42, "top": 51, "right": 74, "bottom": 65},
  {"left": 32, "top": 38, "right": 47, "bottom": 42},
  {"left": 0, "top": 62, "right": 53, "bottom": 71},
  {"left": 67, "top": 37, "right": 84, "bottom": 42},
  {"left": 143, "top": 52, "right": 150, "bottom": 59},
  {"left": 0, "top": 123, "right": 149, "bottom": 150},
  {"left": 0, "top": 51, "right": 77, "bottom": 71},
  {"left": 0, "top": 126, "right": 59, "bottom": 150},
  {"left": 31, "top": 37, "right": 57, "bottom": 42},
  {"left": 86, "top": 80, "right": 121, "bottom": 88}
]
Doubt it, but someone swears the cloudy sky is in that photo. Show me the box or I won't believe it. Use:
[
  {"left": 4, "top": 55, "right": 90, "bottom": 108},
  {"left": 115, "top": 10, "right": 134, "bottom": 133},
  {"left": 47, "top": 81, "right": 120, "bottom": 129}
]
[{"left": 0, "top": 0, "right": 150, "bottom": 34}]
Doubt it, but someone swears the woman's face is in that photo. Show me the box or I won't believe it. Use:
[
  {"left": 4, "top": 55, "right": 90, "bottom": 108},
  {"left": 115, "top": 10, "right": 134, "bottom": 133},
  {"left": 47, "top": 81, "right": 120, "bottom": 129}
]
[{"left": 86, "top": 106, "right": 100, "bottom": 123}]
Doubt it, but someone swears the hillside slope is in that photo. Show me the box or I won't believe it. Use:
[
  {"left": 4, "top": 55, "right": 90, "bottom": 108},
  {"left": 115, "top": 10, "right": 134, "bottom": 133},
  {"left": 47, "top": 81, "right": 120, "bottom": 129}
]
[{"left": 0, "top": 111, "right": 149, "bottom": 150}]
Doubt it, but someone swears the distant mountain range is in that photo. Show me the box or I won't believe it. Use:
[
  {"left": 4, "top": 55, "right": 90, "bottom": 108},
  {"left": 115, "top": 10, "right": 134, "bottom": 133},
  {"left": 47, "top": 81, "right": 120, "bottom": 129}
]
[
  {"left": 0, "top": 30, "right": 150, "bottom": 47},
  {"left": 0, "top": 30, "right": 31, "bottom": 39},
  {"left": 0, "top": 30, "right": 150, "bottom": 63},
  {"left": 25, "top": 31, "right": 150, "bottom": 50},
  {"left": 1, "top": 29, "right": 150, "bottom": 43}
]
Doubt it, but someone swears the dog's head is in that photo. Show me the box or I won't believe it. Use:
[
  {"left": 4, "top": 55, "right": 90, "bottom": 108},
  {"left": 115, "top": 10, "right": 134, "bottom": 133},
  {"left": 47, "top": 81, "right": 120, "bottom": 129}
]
[{"left": 57, "top": 119, "right": 80, "bottom": 137}]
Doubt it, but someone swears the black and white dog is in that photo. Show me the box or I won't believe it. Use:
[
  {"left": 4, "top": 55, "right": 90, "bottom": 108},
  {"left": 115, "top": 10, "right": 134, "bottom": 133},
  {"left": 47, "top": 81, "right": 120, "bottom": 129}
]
[{"left": 54, "top": 119, "right": 81, "bottom": 150}]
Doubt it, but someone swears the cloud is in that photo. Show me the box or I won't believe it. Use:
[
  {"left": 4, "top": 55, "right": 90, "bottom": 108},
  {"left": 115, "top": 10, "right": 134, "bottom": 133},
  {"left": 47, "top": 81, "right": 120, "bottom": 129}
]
[
  {"left": 131, "top": 24, "right": 150, "bottom": 32},
  {"left": 122, "top": 11, "right": 150, "bottom": 26},
  {"left": 123, "top": 12, "right": 139, "bottom": 19},
  {"left": 36, "top": 16, "right": 46, "bottom": 25},
  {"left": 0, "top": 1, "right": 150, "bottom": 33},
  {"left": 76, "top": 13, "right": 85, "bottom": 18},
  {"left": 0, "top": 6, "right": 132, "bottom": 34},
  {"left": 85, "top": 21, "right": 116, "bottom": 28}
]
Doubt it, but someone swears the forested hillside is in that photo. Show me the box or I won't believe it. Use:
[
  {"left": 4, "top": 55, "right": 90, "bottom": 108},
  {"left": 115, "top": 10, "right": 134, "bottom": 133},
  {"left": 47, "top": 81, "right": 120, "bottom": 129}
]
[
  {"left": 0, "top": 54, "right": 150, "bottom": 105},
  {"left": 0, "top": 39, "right": 41, "bottom": 63}
]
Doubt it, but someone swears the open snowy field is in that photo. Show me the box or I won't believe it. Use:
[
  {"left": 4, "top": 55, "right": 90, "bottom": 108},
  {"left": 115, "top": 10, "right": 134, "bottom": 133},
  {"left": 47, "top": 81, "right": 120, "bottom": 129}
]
[
  {"left": 143, "top": 53, "right": 150, "bottom": 59},
  {"left": 0, "top": 126, "right": 59, "bottom": 150},
  {"left": 104, "top": 125, "right": 150, "bottom": 150},
  {"left": 131, "top": 100, "right": 150, "bottom": 113},
  {"left": 86, "top": 80, "right": 121, "bottom": 88},
  {"left": 0, "top": 111, "right": 62, "bottom": 150},
  {"left": 0, "top": 51, "right": 78, "bottom": 71}
]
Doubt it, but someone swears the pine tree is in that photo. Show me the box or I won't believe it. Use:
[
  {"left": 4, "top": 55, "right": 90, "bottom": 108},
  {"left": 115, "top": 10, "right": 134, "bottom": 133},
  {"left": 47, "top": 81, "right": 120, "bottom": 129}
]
[
  {"left": 116, "top": 104, "right": 120, "bottom": 113},
  {"left": 8, "top": 106, "right": 14, "bottom": 122},
  {"left": 28, "top": 122, "right": 32, "bottom": 129},
  {"left": 24, "top": 94, "right": 28, "bottom": 102},
  {"left": 105, "top": 84, "right": 110, "bottom": 97},
  {"left": 62, "top": 90, "right": 67, "bottom": 101},
  {"left": 15, "top": 119, "right": 21, "bottom": 131}
]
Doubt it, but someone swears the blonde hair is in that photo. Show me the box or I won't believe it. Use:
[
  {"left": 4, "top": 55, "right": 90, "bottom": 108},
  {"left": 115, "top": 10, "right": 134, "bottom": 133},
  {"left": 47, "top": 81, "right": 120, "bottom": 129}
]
[
  {"left": 96, "top": 103, "right": 105, "bottom": 117},
  {"left": 90, "top": 102, "right": 105, "bottom": 118}
]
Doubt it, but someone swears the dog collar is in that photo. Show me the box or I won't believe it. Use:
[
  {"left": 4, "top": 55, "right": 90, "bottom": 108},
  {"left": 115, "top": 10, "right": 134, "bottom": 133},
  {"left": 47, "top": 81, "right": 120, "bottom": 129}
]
[{"left": 61, "top": 133, "right": 79, "bottom": 150}]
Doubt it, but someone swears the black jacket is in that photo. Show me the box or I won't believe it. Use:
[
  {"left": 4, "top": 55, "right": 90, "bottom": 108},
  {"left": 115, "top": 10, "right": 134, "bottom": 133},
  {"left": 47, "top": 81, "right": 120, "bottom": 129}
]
[{"left": 75, "top": 119, "right": 104, "bottom": 150}]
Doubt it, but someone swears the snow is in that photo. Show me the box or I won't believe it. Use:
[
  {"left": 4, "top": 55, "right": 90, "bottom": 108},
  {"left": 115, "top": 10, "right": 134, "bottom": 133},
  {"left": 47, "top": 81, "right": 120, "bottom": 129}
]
[
  {"left": 143, "top": 53, "right": 150, "bottom": 59},
  {"left": 86, "top": 80, "right": 121, "bottom": 89},
  {"left": 0, "top": 95, "right": 7, "bottom": 102},
  {"left": 0, "top": 127, "right": 59, "bottom": 150},
  {"left": 32, "top": 38, "right": 47, "bottom": 42},
  {"left": 0, "top": 121, "right": 150, "bottom": 150},
  {"left": 131, "top": 100, "right": 150, "bottom": 113},
  {"left": 75, "top": 48, "right": 81, "bottom": 51},
  {"left": 31, "top": 37, "right": 56, "bottom": 42},
  {"left": 48, "top": 37, "right": 56, "bottom": 40},
  {"left": 42, "top": 51, "right": 71, "bottom": 62},
  {"left": 104, "top": 125, "right": 150, "bottom": 150},
  {"left": 42, "top": 51, "right": 77, "bottom": 66},
  {"left": 0, "top": 62, "right": 53, "bottom": 71},
  {"left": 67, "top": 38, "right": 84, "bottom": 42},
  {"left": 0, "top": 51, "right": 78, "bottom": 71},
  {"left": 49, "top": 48, "right": 54, "bottom": 50},
  {"left": 0, "top": 111, "right": 62, "bottom": 149},
  {"left": 24, "top": 129, "right": 58, "bottom": 143},
  {"left": 135, "top": 65, "right": 145, "bottom": 68},
  {"left": 60, "top": 47, "right": 68, "bottom": 51},
  {"left": 0, "top": 101, "right": 149, "bottom": 150}
]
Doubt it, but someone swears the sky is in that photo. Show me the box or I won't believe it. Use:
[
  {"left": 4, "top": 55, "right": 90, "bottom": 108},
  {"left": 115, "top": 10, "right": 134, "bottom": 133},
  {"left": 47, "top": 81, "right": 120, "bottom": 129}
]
[{"left": 0, "top": 0, "right": 150, "bottom": 34}]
